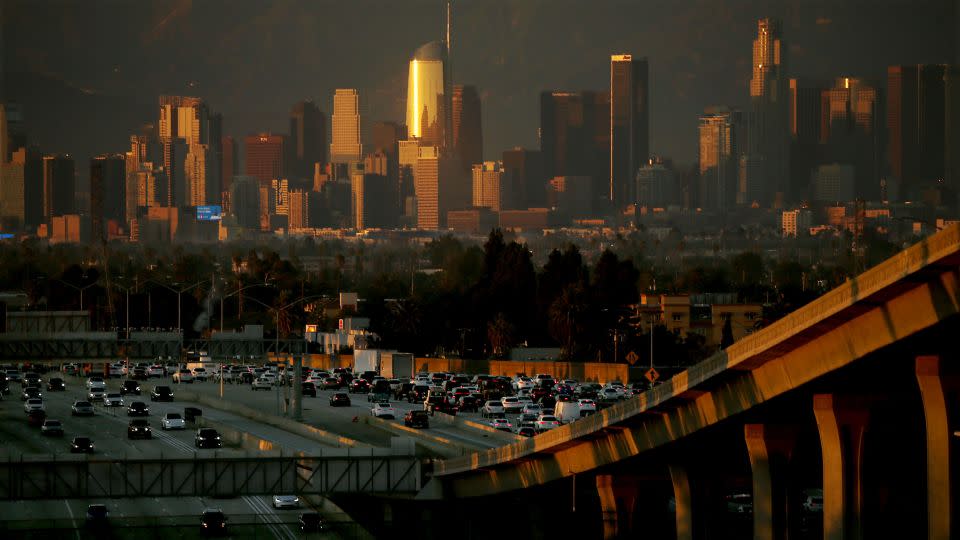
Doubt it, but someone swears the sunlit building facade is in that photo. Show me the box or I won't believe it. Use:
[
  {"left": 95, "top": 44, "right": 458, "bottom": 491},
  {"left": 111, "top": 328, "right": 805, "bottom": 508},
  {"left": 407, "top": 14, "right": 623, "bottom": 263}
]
[
  {"left": 406, "top": 41, "right": 451, "bottom": 150},
  {"left": 330, "top": 89, "right": 362, "bottom": 164}
]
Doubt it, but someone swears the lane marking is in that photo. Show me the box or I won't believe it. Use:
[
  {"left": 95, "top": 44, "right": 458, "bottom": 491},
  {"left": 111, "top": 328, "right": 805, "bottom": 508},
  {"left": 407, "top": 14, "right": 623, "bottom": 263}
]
[{"left": 62, "top": 499, "right": 81, "bottom": 540}]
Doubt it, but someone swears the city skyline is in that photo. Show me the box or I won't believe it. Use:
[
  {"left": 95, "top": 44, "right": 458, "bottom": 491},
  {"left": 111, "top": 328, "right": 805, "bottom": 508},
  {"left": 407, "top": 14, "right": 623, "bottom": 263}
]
[{"left": 3, "top": 0, "right": 955, "bottom": 172}]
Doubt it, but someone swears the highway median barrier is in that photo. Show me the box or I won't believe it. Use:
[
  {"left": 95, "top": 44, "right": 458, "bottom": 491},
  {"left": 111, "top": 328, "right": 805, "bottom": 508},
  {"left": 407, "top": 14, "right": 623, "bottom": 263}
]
[
  {"left": 427, "top": 412, "right": 522, "bottom": 444},
  {"left": 360, "top": 415, "right": 471, "bottom": 458}
]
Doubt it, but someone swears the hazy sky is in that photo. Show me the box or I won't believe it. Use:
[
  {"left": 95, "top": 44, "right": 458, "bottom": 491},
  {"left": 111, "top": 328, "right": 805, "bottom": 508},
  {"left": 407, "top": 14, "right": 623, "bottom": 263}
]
[{"left": 3, "top": 0, "right": 957, "bottom": 168}]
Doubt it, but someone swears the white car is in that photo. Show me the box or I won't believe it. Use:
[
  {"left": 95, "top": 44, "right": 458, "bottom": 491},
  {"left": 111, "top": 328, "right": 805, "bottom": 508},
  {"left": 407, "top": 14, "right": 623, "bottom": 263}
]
[
  {"left": 370, "top": 402, "right": 397, "bottom": 419},
  {"left": 482, "top": 400, "right": 505, "bottom": 417},
  {"left": 489, "top": 418, "right": 513, "bottom": 431},
  {"left": 24, "top": 398, "right": 45, "bottom": 413},
  {"left": 87, "top": 388, "right": 106, "bottom": 402},
  {"left": 562, "top": 379, "right": 579, "bottom": 388},
  {"left": 161, "top": 412, "right": 186, "bottom": 430},
  {"left": 108, "top": 364, "right": 126, "bottom": 377},
  {"left": 172, "top": 370, "right": 194, "bottom": 384},
  {"left": 577, "top": 399, "right": 597, "bottom": 414},
  {"left": 513, "top": 377, "right": 535, "bottom": 391},
  {"left": 535, "top": 415, "right": 561, "bottom": 432},
  {"left": 251, "top": 377, "right": 273, "bottom": 391},
  {"left": 192, "top": 367, "right": 209, "bottom": 382},
  {"left": 86, "top": 377, "right": 106, "bottom": 391},
  {"left": 147, "top": 365, "right": 165, "bottom": 377},
  {"left": 272, "top": 495, "right": 300, "bottom": 509},
  {"left": 600, "top": 387, "right": 623, "bottom": 401},
  {"left": 103, "top": 393, "right": 123, "bottom": 407},
  {"left": 521, "top": 403, "right": 542, "bottom": 416},
  {"left": 501, "top": 396, "right": 523, "bottom": 414}
]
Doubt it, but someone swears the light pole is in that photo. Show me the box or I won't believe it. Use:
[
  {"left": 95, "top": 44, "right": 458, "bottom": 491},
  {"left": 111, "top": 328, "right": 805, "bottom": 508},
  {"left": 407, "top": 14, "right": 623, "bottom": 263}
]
[
  {"left": 53, "top": 278, "right": 100, "bottom": 312},
  {"left": 145, "top": 279, "right": 209, "bottom": 334},
  {"left": 218, "top": 282, "right": 275, "bottom": 334}
]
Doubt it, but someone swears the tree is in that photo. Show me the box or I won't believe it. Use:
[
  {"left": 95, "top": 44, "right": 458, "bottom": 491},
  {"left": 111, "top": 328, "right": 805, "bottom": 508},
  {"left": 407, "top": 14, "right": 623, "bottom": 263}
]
[
  {"left": 487, "top": 313, "right": 515, "bottom": 358},
  {"left": 720, "top": 318, "right": 734, "bottom": 349}
]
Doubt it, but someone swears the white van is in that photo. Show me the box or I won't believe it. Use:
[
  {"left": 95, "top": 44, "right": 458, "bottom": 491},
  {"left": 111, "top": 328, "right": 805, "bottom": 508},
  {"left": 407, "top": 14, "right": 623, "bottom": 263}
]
[{"left": 555, "top": 401, "right": 582, "bottom": 423}]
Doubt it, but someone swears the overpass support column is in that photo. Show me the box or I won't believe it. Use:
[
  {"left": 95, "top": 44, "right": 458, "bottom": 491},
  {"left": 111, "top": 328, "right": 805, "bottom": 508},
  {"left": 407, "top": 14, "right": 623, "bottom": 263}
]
[
  {"left": 595, "top": 474, "right": 639, "bottom": 539},
  {"left": 915, "top": 355, "right": 959, "bottom": 540},
  {"left": 669, "top": 464, "right": 700, "bottom": 540},
  {"left": 744, "top": 424, "right": 797, "bottom": 540},
  {"left": 813, "top": 394, "right": 869, "bottom": 540}
]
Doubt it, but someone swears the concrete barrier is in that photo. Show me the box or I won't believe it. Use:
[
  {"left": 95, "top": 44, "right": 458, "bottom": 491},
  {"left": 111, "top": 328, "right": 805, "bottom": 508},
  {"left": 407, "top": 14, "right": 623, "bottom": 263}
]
[
  {"left": 174, "top": 390, "right": 368, "bottom": 449},
  {"left": 195, "top": 416, "right": 283, "bottom": 453},
  {"left": 428, "top": 412, "right": 522, "bottom": 443},
  {"left": 360, "top": 416, "right": 469, "bottom": 458}
]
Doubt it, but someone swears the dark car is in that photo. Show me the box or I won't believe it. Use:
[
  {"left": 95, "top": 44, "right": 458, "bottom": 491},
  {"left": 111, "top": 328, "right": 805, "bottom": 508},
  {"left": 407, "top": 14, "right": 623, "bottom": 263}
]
[
  {"left": 127, "top": 419, "right": 153, "bottom": 439},
  {"left": 151, "top": 386, "right": 174, "bottom": 402},
  {"left": 301, "top": 382, "right": 317, "bottom": 397},
  {"left": 349, "top": 378, "right": 369, "bottom": 394},
  {"left": 86, "top": 504, "right": 109, "bottom": 527},
  {"left": 517, "top": 426, "right": 536, "bottom": 437},
  {"left": 70, "top": 437, "right": 95, "bottom": 453},
  {"left": 404, "top": 410, "right": 430, "bottom": 428},
  {"left": 21, "top": 386, "right": 42, "bottom": 401},
  {"left": 23, "top": 373, "right": 41, "bottom": 387},
  {"left": 407, "top": 385, "right": 430, "bottom": 403},
  {"left": 127, "top": 401, "right": 149, "bottom": 417},
  {"left": 27, "top": 409, "right": 47, "bottom": 427},
  {"left": 322, "top": 377, "right": 341, "bottom": 390},
  {"left": 395, "top": 382, "right": 415, "bottom": 400},
  {"left": 425, "top": 396, "right": 458, "bottom": 416},
  {"left": 458, "top": 395, "right": 480, "bottom": 413},
  {"left": 329, "top": 392, "right": 351, "bottom": 407},
  {"left": 298, "top": 511, "right": 324, "bottom": 532},
  {"left": 41, "top": 419, "right": 64, "bottom": 436},
  {"left": 120, "top": 380, "right": 142, "bottom": 396},
  {"left": 195, "top": 428, "right": 222, "bottom": 448},
  {"left": 359, "top": 370, "right": 377, "bottom": 383},
  {"left": 132, "top": 367, "right": 149, "bottom": 381},
  {"left": 200, "top": 508, "right": 227, "bottom": 535},
  {"left": 46, "top": 377, "right": 66, "bottom": 391}
]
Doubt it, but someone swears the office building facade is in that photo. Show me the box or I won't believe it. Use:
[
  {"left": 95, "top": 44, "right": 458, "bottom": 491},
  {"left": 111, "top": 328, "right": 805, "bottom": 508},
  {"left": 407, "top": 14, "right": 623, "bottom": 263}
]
[{"left": 610, "top": 54, "right": 649, "bottom": 208}]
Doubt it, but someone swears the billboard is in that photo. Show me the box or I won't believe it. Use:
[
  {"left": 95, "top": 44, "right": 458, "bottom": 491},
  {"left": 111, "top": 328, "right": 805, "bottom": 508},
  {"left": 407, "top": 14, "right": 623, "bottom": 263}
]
[
  {"left": 0, "top": 233, "right": 14, "bottom": 239},
  {"left": 196, "top": 205, "right": 222, "bottom": 221}
]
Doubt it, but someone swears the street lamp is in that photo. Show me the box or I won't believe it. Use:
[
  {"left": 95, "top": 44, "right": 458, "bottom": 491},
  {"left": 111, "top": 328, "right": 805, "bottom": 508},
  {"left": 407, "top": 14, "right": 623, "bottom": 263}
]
[
  {"left": 112, "top": 281, "right": 136, "bottom": 340},
  {"left": 144, "top": 279, "right": 210, "bottom": 334},
  {"left": 52, "top": 277, "right": 100, "bottom": 312},
  {"left": 218, "top": 281, "right": 275, "bottom": 334}
]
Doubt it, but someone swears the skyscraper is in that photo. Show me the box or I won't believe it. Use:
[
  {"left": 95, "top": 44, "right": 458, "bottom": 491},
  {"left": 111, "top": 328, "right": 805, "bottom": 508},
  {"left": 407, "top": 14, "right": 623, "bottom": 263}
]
[
  {"left": 502, "top": 147, "right": 545, "bottom": 209},
  {"left": 415, "top": 146, "right": 440, "bottom": 229},
  {"left": 453, "top": 84, "right": 482, "bottom": 171},
  {"left": 290, "top": 101, "right": 326, "bottom": 179},
  {"left": 699, "top": 107, "right": 743, "bottom": 211},
  {"left": 90, "top": 154, "right": 126, "bottom": 240},
  {"left": 610, "top": 54, "right": 649, "bottom": 208},
  {"left": 157, "top": 95, "right": 221, "bottom": 207},
  {"left": 245, "top": 134, "right": 285, "bottom": 184},
  {"left": 230, "top": 175, "right": 260, "bottom": 230},
  {"left": 221, "top": 136, "right": 237, "bottom": 195},
  {"left": 0, "top": 147, "right": 39, "bottom": 229},
  {"left": 472, "top": 161, "right": 506, "bottom": 211},
  {"left": 407, "top": 41, "right": 451, "bottom": 151},
  {"left": 42, "top": 154, "right": 75, "bottom": 219},
  {"left": 887, "top": 65, "right": 960, "bottom": 200},
  {"left": 745, "top": 18, "right": 790, "bottom": 206},
  {"left": 789, "top": 78, "right": 823, "bottom": 200},
  {"left": 540, "top": 91, "right": 609, "bottom": 209},
  {"left": 330, "top": 89, "right": 362, "bottom": 163},
  {"left": 820, "top": 77, "right": 880, "bottom": 200}
]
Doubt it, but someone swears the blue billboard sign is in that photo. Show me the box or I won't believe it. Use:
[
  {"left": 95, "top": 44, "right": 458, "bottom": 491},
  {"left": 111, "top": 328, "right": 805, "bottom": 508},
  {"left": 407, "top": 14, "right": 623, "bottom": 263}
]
[
  {"left": 0, "top": 233, "right": 14, "bottom": 239},
  {"left": 196, "top": 205, "right": 222, "bottom": 221}
]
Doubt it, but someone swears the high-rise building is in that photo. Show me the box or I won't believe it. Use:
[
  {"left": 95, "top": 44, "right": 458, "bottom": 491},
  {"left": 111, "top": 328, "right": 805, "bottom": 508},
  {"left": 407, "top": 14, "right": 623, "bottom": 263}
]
[
  {"left": 415, "top": 146, "right": 440, "bottom": 229},
  {"left": 245, "top": 134, "right": 285, "bottom": 184},
  {"left": 746, "top": 18, "right": 790, "bottom": 206},
  {"left": 288, "top": 189, "right": 310, "bottom": 229},
  {"left": 221, "top": 136, "right": 237, "bottom": 195},
  {"left": 789, "top": 78, "right": 823, "bottom": 200},
  {"left": 90, "top": 154, "right": 126, "bottom": 240},
  {"left": 610, "top": 54, "right": 649, "bottom": 208},
  {"left": 230, "top": 175, "right": 260, "bottom": 230},
  {"left": 887, "top": 64, "right": 960, "bottom": 200},
  {"left": 271, "top": 178, "right": 290, "bottom": 217},
  {"left": 185, "top": 143, "right": 214, "bottom": 206},
  {"left": 373, "top": 122, "right": 405, "bottom": 157},
  {"left": 330, "top": 89, "right": 362, "bottom": 163},
  {"left": 453, "top": 84, "right": 482, "bottom": 171},
  {"left": 42, "top": 154, "right": 75, "bottom": 219},
  {"left": 158, "top": 96, "right": 221, "bottom": 207},
  {"left": 636, "top": 157, "right": 679, "bottom": 210},
  {"left": 820, "top": 77, "right": 880, "bottom": 200},
  {"left": 407, "top": 41, "right": 451, "bottom": 150},
  {"left": 0, "top": 147, "right": 38, "bottom": 228},
  {"left": 547, "top": 176, "right": 593, "bottom": 219},
  {"left": 472, "top": 161, "right": 507, "bottom": 211},
  {"left": 699, "top": 107, "right": 743, "bottom": 211},
  {"left": 502, "top": 147, "right": 545, "bottom": 209},
  {"left": 812, "top": 163, "right": 855, "bottom": 202},
  {"left": 540, "top": 91, "right": 610, "bottom": 210},
  {"left": 290, "top": 101, "right": 327, "bottom": 179}
]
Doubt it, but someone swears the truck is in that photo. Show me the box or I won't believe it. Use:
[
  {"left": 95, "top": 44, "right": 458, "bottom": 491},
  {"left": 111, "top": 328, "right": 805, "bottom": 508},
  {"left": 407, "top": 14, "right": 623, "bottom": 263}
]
[
  {"left": 353, "top": 349, "right": 380, "bottom": 375},
  {"left": 380, "top": 352, "right": 414, "bottom": 379}
]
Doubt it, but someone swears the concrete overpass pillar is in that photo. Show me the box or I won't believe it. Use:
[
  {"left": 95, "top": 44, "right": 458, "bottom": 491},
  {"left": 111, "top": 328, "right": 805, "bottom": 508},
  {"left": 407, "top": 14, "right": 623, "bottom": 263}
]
[
  {"left": 915, "top": 355, "right": 959, "bottom": 540},
  {"left": 744, "top": 424, "right": 797, "bottom": 540},
  {"left": 669, "top": 464, "right": 698, "bottom": 540},
  {"left": 595, "top": 474, "right": 640, "bottom": 539},
  {"left": 813, "top": 394, "right": 869, "bottom": 540}
]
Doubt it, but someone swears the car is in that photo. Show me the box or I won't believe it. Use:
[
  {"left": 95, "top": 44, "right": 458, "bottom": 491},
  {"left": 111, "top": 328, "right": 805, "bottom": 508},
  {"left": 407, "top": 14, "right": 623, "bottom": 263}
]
[
  {"left": 424, "top": 395, "right": 458, "bottom": 416},
  {"left": 192, "top": 367, "right": 209, "bottom": 382},
  {"left": 521, "top": 403, "right": 542, "bottom": 416},
  {"left": 86, "top": 504, "right": 108, "bottom": 525},
  {"left": 195, "top": 428, "right": 222, "bottom": 448},
  {"left": 367, "top": 390, "right": 390, "bottom": 403},
  {"left": 322, "top": 377, "right": 341, "bottom": 390},
  {"left": 726, "top": 493, "right": 753, "bottom": 514},
  {"left": 161, "top": 412, "right": 186, "bottom": 430},
  {"left": 87, "top": 388, "right": 105, "bottom": 402},
  {"left": 70, "top": 436, "right": 95, "bottom": 453},
  {"left": 513, "top": 377, "right": 535, "bottom": 391},
  {"left": 147, "top": 365, "right": 165, "bottom": 378},
  {"left": 577, "top": 399, "right": 597, "bottom": 415},
  {"left": 301, "top": 382, "right": 317, "bottom": 397},
  {"left": 46, "top": 377, "right": 66, "bottom": 391},
  {"left": 298, "top": 511, "right": 324, "bottom": 532},
  {"left": 86, "top": 376, "right": 106, "bottom": 390},
  {"left": 534, "top": 415, "right": 561, "bottom": 432},
  {"left": 404, "top": 410, "right": 430, "bottom": 428},
  {"left": 127, "top": 419, "right": 153, "bottom": 439},
  {"left": 108, "top": 364, "right": 125, "bottom": 378},
  {"left": 127, "top": 401, "right": 149, "bottom": 417},
  {"left": 71, "top": 401, "right": 94, "bottom": 416},
  {"left": 329, "top": 392, "right": 351, "bottom": 407},
  {"left": 370, "top": 402, "right": 397, "bottom": 419},
  {"left": 23, "top": 398, "right": 45, "bottom": 413},
  {"left": 120, "top": 380, "right": 142, "bottom": 396},
  {"left": 251, "top": 377, "right": 272, "bottom": 391},
  {"left": 103, "top": 393, "right": 124, "bottom": 407},
  {"left": 349, "top": 379, "right": 370, "bottom": 394},
  {"left": 131, "top": 367, "right": 148, "bottom": 380},
  {"left": 21, "top": 386, "right": 42, "bottom": 401},
  {"left": 516, "top": 426, "right": 536, "bottom": 437},
  {"left": 23, "top": 373, "right": 41, "bottom": 386},
  {"left": 272, "top": 495, "right": 300, "bottom": 509},
  {"left": 501, "top": 396, "right": 523, "bottom": 414},
  {"left": 5, "top": 370, "right": 21, "bottom": 384},
  {"left": 803, "top": 494, "right": 823, "bottom": 513},
  {"left": 482, "top": 400, "right": 505, "bottom": 418},
  {"left": 489, "top": 418, "right": 513, "bottom": 431},
  {"left": 27, "top": 409, "right": 47, "bottom": 426},
  {"left": 41, "top": 419, "right": 64, "bottom": 437},
  {"left": 173, "top": 369, "right": 194, "bottom": 384},
  {"left": 407, "top": 385, "right": 430, "bottom": 403},
  {"left": 200, "top": 508, "right": 227, "bottom": 535},
  {"left": 151, "top": 386, "right": 174, "bottom": 402},
  {"left": 458, "top": 395, "right": 481, "bottom": 413}
]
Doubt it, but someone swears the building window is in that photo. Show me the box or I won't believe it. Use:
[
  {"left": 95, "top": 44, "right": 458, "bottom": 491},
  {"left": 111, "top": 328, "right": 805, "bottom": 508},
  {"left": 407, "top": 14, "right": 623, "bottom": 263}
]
[
  {"left": 672, "top": 313, "right": 682, "bottom": 322},
  {"left": 721, "top": 312, "right": 731, "bottom": 321}
]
